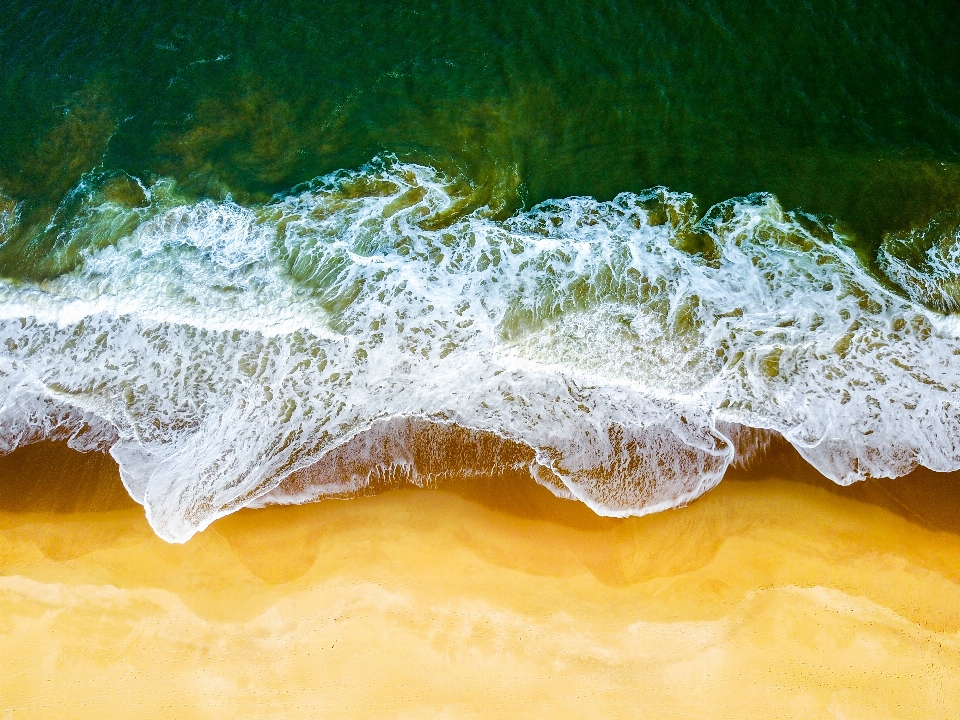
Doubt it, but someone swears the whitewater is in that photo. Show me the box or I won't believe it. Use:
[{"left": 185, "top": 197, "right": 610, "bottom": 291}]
[{"left": 0, "top": 156, "right": 958, "bottom": 542}]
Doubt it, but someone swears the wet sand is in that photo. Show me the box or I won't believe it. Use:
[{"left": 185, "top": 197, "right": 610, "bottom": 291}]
[{"left": 2, "top": 442, "right": 960, "bottom": 718}]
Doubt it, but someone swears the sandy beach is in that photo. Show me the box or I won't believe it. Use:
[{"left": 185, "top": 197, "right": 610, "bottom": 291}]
[{"left": 1, "top": 442, "right": 959, "bottom": 718}]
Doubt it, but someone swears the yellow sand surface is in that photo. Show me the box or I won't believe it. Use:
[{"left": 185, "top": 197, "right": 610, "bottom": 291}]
[{"left": 2, "top": 444, "right": 960, "bottom": 718}]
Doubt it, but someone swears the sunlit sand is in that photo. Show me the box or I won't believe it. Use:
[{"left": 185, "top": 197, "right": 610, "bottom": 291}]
[{"left": 2, "top": 442, "right": 960, "bottom": 718}]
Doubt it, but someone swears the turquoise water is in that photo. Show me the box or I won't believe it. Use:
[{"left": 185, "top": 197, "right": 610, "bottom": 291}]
[{"left": 1, "top": 1, "right": 960, "bottom": 540}]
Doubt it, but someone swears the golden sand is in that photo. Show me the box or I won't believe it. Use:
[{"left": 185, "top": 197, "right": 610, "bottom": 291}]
[{"left": 2, "top": 443, "right": 960, "bottom": 718}]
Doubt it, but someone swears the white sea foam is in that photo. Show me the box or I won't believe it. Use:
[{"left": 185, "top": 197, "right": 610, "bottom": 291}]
[
  {"left": 879, "top": 210, "right": 960, "bottom": 314},
  {"left": 1, "top": 157, "right": 958, "bottom": 542}
]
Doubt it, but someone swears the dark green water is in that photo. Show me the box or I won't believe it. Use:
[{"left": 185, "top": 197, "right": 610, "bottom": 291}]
[{"left": 3, "top": 0, "right": 960, "bottom": 277}]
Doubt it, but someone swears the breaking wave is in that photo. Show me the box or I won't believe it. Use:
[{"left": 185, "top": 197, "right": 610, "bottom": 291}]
[{"left": 1, "top": 156, "right": 959, "bottom": 541}]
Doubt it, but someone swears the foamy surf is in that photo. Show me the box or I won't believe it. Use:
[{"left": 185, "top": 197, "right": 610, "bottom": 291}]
[{"left": 0, "top": 156, "right": 958, "bottom": 542}]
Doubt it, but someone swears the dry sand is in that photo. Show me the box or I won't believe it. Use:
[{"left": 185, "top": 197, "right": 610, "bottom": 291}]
[{"left": 2, "top": 442, "right": 960, "bottom": 718}]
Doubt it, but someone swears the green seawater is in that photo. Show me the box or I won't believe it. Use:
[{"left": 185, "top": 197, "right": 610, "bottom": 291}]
[
  {"left": 5, "top": 1, "right": 960, "bottom": 540},
  {"left": 2, "top": 0, "right": 959, "bottom": 279}
]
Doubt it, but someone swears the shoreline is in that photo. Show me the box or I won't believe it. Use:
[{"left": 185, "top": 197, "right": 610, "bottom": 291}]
[{"left": 2, "top": 442, "right": 960, "bottom": 717}]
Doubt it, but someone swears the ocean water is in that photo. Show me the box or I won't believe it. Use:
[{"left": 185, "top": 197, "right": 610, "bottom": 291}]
[{"left": 1, "top": 0, "right": 959, "bottom": 541}]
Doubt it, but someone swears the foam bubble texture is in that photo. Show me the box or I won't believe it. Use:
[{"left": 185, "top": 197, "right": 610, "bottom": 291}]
[
  {"left": 1, "top": 157, "right": 958, "bottom": 541},
  {"left": 880, "top": 210, "right": 960, "bottom": 314}
]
